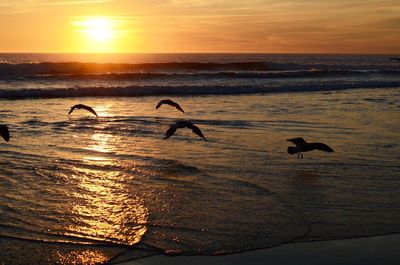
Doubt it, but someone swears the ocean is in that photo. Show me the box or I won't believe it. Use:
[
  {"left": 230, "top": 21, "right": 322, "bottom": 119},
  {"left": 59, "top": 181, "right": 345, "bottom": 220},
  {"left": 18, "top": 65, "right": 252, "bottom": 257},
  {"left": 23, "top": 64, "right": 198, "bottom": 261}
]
[{"left": 0, "top": 53, "right": 399, "bottom": 264}]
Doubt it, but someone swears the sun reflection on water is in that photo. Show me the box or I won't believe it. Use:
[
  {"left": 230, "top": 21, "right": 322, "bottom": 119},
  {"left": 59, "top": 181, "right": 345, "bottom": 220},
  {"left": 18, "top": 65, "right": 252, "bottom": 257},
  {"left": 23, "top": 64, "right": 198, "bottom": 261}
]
[
  {"left": 86, "top": 132, "right": 114, "bottom": 153},
  {"left": 64, "top": 129, "right": 148, "bottom": 245},
  {"left": 55, "top": 250, "right": 109, "bottom": 265},
  {"left": 66, "top": 179, "right": 148, "bottom": 245}
]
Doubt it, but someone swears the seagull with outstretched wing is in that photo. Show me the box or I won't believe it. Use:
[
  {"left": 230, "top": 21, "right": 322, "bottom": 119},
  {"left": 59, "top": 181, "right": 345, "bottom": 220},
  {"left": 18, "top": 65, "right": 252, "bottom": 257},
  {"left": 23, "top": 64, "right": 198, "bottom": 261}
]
[
  {"left": 68, "top": 104, "right": 98, "bottom": 117},
  {"left": 163, "top": 120, "right": 206, "bottom": 141},
  {"left": 156, "top": 99, "right": 185, "bottom": 113},
  {"left": 287, "top": 137, "right": 334, "bottom": 159}
]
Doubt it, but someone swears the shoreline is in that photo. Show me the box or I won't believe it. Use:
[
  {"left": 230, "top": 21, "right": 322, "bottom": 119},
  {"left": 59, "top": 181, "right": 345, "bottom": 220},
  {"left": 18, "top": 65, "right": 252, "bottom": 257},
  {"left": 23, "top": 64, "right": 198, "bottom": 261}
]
[
  {"left": 110, "top": 233, "right": 400, "bottom": 265},
  {"left": 1, "top": 231, "right": 400, "bottom": 264}
]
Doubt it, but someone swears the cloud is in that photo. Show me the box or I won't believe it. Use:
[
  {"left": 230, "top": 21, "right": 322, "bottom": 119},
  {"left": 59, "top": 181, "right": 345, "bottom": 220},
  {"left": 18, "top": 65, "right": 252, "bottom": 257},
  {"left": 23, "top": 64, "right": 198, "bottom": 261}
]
[
  {"left": 45, "top": 0, "right": 111, "bottom": 5},
  {"left": 1, "top": 0, "right": 110, "bottom": 6},
  {"left": 0, "top": 0, "right": 111, "bottom": 14},
  {"left": 169, "top": 0, "right": 226, "bottom": 7}
]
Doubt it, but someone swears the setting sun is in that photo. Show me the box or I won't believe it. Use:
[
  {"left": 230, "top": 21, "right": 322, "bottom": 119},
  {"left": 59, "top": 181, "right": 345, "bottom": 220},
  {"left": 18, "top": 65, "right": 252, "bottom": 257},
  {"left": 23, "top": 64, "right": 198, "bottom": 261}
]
[
  {"left": 71, "top": 17, "right": 126, "bottom": 52},
  {"left": 79, "top": 18, "right": 114, "bottom": 42}
]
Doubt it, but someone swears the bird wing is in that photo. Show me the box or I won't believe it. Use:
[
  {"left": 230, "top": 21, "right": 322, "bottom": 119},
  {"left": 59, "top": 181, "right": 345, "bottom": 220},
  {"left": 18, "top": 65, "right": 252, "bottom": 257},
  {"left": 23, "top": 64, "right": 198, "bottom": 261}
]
[
  {"left": 0, "top": 125, "right": 10, "bottom": 142},
  {"left": 287, "top": 137, "right": 307, "bottom": 146},
  {"left": 310, "top": 142, "right": 334, "bottom": 152},
  {"left": 190, "top": 125, "right": 207, "bottom": 141},
  {"left": 172, "top": 102, "right": 185, "bottom": 113},
  {"left": 156, "top": 101, "right": 163, "bottom": 109},
  {"left": 157, "top": 99, "right": 185, "bottom": 113},
  {"left": 68, "top": 105, "right": 77, "bottom": 115},
  {"left": 389, "top": 58, "right": 400, "bottom": 62},
  {"left": 81, "top": 105, "right": 99, "bottom": 117},
  {"left": 163, "top": 126, "right": 178, "bottom": 139}
]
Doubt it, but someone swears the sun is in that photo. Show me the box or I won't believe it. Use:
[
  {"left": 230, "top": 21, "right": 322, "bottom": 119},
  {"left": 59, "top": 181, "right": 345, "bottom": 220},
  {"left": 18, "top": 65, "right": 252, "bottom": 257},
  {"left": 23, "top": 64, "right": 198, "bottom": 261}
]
[
  {"left": 72, "top": 16, "right": 124, "bottom": 52},
  {"left": 79, "top": 18, "right": 115, "bottom": 42},
  {"left": 71, "top": 16, "right": 136, "bottom": 53}
]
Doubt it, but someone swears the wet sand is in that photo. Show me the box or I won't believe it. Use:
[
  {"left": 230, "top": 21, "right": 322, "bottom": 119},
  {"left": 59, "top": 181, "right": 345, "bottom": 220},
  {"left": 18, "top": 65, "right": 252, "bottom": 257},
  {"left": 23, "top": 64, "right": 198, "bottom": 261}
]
[{"left": 112, "top": 233, "right": 400, "bottom": 265}]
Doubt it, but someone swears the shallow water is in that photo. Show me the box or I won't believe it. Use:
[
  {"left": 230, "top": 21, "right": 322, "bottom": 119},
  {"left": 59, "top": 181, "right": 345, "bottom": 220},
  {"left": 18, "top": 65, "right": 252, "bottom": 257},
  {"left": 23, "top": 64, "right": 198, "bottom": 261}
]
[{"left": 1, "top": 88, "right": 399, "bottom": 264}]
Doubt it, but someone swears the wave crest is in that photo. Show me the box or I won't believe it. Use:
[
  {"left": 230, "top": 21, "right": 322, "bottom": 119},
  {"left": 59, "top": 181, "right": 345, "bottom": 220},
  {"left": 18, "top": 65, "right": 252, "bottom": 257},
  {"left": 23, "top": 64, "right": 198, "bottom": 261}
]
[
  {"left": 1, "top": 81, "right": 399, "bottom": 99},
  {"left": 0, "top": 61, "right": 279, "bottom": 75}
]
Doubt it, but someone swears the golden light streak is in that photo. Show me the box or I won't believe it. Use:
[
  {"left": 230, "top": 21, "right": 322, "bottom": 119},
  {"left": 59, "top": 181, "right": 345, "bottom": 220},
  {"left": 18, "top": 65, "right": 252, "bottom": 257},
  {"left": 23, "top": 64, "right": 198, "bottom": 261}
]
[
  {"left": 55, "top": 250, "right": 109, "bottom": 265},
  {"left": 63, "top": 128, "right": 148, "bottom": 246}
]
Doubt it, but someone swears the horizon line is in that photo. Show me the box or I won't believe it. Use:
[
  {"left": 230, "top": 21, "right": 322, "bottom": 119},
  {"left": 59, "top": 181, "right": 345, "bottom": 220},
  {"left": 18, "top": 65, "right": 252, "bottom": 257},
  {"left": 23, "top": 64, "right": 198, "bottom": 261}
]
[{"left": 0, "top": 51, "right": 398, "bottom": 55}]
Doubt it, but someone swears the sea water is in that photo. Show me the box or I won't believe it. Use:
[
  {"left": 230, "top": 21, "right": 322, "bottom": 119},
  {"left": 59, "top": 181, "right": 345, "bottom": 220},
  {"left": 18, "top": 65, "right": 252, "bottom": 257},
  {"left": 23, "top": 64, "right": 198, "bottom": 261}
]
[{"left": 0, "top": 53, "right": 399, "bottom": 264}]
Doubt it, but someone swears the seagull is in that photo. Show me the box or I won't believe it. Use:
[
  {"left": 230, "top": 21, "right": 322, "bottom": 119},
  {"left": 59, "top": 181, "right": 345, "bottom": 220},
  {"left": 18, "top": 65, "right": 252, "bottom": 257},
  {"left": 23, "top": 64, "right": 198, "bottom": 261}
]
[
  {"left": 389, "top": 58, "right": 400, "bottom": 62},
  {"left": 68, "top": 104, "right": 98, "bottom": 117},
  {"left": 163, "top": 120, "right": 207, "bottom": 141},
  {"left": 156, "top": 99, "right": 185, "bottom": 113},
  {"left": 0, "top": 125, "right": 10, "bottom": 142},
  {"left": 287, "top": 137, "right": 334, "bottom": 159}
]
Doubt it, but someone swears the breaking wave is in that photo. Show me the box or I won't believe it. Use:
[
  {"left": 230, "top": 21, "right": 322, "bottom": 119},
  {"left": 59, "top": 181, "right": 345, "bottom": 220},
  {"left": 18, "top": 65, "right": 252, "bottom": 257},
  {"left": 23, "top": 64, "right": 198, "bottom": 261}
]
[
  {"left": 1, "top": 61, "right": 399, "bottom": 76},
  {"left": 1, "top": 81, "right": 400, "bottom": 99},
  {"left": 1, "top": 59, "right": 399, "bottom": 99}
]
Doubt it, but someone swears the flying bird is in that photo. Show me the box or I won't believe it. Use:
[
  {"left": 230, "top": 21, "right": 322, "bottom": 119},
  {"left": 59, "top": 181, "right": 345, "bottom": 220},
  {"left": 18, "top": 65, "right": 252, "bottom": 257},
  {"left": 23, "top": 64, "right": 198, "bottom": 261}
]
[
  {"left": 0, "top": 125, "right": 10, "bottom": 142},
  {"left": 287, "top": 137, "right": 334, "bottom": 159},
  {"left": 389, "top": 58, "right": 400, "bottom": 62},
  {"left": 68, "top": 104, "right": 98, "bottom": 117},
  {"left": 156, "top": 99, "right": 185, "bottom": 113},
  {"left": 163, "top": 120, "right": 206, "bottom": 141}
]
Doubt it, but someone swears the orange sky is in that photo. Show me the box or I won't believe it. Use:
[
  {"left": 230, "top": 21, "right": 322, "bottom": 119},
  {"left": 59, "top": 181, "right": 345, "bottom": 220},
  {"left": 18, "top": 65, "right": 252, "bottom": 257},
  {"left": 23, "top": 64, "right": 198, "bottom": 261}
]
[{"left": 0, "top": 0, "right": 399, "bottom": 53}]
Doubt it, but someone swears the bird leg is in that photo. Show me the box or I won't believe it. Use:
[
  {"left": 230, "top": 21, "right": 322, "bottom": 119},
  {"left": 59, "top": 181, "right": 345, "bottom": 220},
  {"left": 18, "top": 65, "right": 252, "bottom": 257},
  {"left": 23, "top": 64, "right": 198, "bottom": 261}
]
[
  {"left": 300, "top": 152, "right": 303, "bottom": 159},
  {"left": 297, "top": 152, "right": 300, "bottom": 159}
]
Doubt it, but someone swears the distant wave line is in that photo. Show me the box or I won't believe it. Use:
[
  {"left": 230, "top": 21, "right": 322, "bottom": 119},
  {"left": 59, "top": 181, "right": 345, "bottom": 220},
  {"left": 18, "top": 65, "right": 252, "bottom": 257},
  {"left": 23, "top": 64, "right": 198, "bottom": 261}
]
[
  {"left": 0, "top": 61, "right": 273, "bottom": 75},
  {"left": 1, "top": 61, "right": 398, "bottom": 76},
  {"left": 1, "top": 81, "right": 399, "bottom": 99},
  {"left": 1, "top": 69, "right": 399, "bottom": 81}
]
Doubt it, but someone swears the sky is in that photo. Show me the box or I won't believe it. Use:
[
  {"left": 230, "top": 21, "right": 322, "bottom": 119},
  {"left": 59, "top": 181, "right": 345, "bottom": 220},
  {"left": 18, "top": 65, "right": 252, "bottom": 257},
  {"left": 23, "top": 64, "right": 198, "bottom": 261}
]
[{"left": 0, "top": 0, "right": 399, "bottom": 53}]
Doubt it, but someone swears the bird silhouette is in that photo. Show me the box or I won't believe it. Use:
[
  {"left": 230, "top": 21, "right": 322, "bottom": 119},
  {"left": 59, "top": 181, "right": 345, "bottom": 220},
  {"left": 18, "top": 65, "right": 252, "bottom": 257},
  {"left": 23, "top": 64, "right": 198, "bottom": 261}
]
[
  {"left": 163, "top": 120, "right": 206, "bottom": 141},
  {"left": 389, "top": 58, "right": 400, "bottom": 62},
  {"left": 287, "top": 137, "right": 334, "bottom": 159},
  {"left": 68, "top": 104, "right": 98, "bottom": 117},
  {"left": 156, "top": 99, "right": 185, "bottom": 113},
  {"left": 0, "top": 125, "right": 10, "bottom": 142}
]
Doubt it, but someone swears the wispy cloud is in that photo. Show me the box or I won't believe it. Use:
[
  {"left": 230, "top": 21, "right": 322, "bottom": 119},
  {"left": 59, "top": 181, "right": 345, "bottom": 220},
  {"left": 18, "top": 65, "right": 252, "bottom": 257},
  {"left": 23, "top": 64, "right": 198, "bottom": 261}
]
[
  {"left": 1, "top": 0, "right": 110, "bottom": 6},
  {"left": 0, "top": 0, "right": 111, "bottom": 14},
  {"left": 44, "top": 0, "right": 111, "bottom": 5},
  {"left": 169, "top": 0, "right": 226, "bottom": 7}
]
